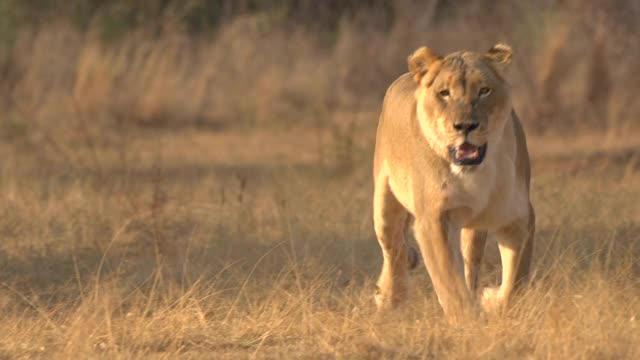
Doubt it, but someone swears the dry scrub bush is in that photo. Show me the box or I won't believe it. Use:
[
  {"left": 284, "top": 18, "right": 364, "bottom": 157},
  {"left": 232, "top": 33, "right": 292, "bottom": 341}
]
[{"left": 1, "top": 1, "right": 639, "bottom": 140}]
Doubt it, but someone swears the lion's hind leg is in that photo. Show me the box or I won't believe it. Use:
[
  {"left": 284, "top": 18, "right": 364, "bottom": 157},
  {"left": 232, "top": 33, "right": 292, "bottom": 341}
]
[
  {"left": 403, "top": 215, "right": 421, "bottom": 271},
  {"left": 461, "top": 228, "right": 487, "bottom": 296},
  {"left": 373, "top": 178, "right": 410, "bottom": 310}
]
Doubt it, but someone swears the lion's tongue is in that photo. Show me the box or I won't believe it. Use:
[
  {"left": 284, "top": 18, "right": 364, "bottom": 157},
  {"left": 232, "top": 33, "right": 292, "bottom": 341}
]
[{"left": 457, "top": 143, "right": 479, "bottom": 159}]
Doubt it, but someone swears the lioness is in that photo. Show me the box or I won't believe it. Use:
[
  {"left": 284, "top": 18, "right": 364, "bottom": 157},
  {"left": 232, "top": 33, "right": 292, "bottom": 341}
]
[{"left": 373, "top": 44, "right": 535, "bottom": 324}]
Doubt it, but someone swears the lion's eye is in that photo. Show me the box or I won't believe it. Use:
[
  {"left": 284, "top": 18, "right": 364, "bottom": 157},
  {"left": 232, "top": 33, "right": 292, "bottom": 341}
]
[
  {"left": 438, "top": 89, "right": 450, "bottom": 98},
  {"left": 479, "top": 87, "right": 491, "bottom": 97}
]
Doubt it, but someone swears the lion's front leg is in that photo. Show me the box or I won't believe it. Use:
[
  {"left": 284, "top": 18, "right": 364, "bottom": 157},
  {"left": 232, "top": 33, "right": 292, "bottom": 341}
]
[
  {"left": 414, "top": 212, "right": 474, "bottom": 324},
  {"left": 482, "top": 204, "right": 535, "bottom": 311},
  {"left": 373, "top": 179, "right": 411, "bottom": 310}
]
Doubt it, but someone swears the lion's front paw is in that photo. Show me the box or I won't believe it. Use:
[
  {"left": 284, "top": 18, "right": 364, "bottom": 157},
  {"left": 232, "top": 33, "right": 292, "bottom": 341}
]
[
  {"left": 374, "top": 284, "right": 407, "bottom": 312},
  {"left": 481, "top": 287, "right": 506, "bottom": 313}
]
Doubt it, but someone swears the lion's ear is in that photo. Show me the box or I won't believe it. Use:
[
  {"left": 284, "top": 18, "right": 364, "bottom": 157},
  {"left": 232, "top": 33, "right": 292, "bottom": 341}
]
[
  {"left": 485, "top": 43, "right": 513, "bottom": 69},
  {"left": 408, "top": 46, "right": 440, "bottom": 83}
]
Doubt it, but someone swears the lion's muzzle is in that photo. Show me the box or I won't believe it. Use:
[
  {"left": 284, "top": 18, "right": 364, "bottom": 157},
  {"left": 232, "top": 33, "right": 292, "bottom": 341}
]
[{"left": 449, "top": 142, "right": 487, "bottom": 166}]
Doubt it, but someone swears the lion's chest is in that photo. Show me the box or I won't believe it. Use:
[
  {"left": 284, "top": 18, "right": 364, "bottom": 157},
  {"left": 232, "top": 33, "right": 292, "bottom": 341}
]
[{"left": 442, "top": 156, "right": 527, "bottom": 229}]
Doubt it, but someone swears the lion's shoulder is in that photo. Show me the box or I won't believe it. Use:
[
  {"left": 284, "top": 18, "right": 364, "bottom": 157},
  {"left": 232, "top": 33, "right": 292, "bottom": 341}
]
[
  {"left": 386, "top": 72, "right": 416, "bottom": 96},
  {"left": 379, "top": 73, "right": 418, "bottom": 126}
]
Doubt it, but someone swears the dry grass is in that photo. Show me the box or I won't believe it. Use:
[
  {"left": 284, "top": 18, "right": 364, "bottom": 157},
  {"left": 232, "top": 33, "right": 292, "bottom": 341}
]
[
  {"left": 0, "top": 1, "right": 639, "bottom": 358},
  {"left": 3, "top": 1, "right": 640, "bottom": 138},
  {"left": 0, "top": 126, "right": 639, "bottom": 358}
]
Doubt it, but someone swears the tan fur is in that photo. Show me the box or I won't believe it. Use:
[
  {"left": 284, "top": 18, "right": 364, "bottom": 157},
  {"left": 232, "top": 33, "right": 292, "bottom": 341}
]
[{"left": 373, "top": 44, "right": 535, "bottom": 324}]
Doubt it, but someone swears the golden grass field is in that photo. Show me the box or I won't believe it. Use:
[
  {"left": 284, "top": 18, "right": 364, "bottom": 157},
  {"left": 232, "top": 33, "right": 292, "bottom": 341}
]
[
  {"left": 0, "top": 123, "right": 639, "bottom": 359},
  {"left": 0, "top": 2, "right": 639, "bottom": 358}
]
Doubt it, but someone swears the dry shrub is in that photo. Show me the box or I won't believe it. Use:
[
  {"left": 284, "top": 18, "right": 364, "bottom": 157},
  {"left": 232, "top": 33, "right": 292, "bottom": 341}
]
[{"left": 2, "top": 1, "right": 639, "bottom": 138}]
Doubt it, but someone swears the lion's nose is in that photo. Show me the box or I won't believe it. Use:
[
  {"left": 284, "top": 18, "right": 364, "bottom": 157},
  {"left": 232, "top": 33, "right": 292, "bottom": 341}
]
[{"left": 453, "top": 122, "right": 479, "bottom": 133}]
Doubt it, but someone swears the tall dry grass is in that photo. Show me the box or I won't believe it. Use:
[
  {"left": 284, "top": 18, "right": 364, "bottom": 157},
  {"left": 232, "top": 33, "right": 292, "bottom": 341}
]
[
  {"left": 2, "top": 0, "right": 640, "bottom": 140},
  {"left": 0, "top": 131, "right": 639, "bottom": 357}
]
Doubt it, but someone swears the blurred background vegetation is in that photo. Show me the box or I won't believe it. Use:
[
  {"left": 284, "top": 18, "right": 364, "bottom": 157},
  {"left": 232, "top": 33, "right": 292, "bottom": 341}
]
[
  {"left": 0, "top": 3, "right": 638, "bottom": 357},
  {"left": 0, "top": 0, "right": 639, "bottom": 149}
]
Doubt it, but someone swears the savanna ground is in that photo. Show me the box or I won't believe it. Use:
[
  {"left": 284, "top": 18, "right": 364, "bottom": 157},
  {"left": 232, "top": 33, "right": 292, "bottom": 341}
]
[{"left": 0, "top": 1, "right": 639, "bottom": 358}]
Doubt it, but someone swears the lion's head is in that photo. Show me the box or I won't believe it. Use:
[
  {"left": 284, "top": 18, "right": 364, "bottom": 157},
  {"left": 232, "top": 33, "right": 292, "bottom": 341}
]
[{"left": 408, "top": 44, "right": 513, "bottom": 166}]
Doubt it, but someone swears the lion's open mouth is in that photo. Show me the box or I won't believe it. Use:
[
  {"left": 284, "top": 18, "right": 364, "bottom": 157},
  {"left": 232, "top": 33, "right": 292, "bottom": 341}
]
[{"left": 449, "top": 142, "right": 487, "bottom": 166}]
